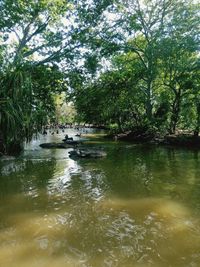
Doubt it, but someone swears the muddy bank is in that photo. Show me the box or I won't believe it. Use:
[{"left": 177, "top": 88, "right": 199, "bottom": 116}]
[
  {"left": 107, "top": 130, "right": 200, "bottom": 149},
  {"left": 162, "top": 134, "right": 200, "bottom": 148}
]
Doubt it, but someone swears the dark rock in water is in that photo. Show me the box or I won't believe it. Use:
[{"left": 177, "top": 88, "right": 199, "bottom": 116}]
[
  {"left": 62, "top": 139, "right": 79, "bottom": 145},
  {"left": 63, "top": 135, "right": 73, "bottom": 141},
  {"left": 40, "top": 143, "right": 74, "bottom": 149},
  {"left": 69, "top": 149, "right": 107, "bottom": 159}
]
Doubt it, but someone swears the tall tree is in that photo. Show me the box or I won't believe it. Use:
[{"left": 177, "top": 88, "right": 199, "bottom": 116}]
[{"left": 158, "top": 0, "right": 199, "bottom": 133}]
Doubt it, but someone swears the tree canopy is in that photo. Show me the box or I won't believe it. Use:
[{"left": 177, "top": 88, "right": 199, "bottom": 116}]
[
  {"left": 70, "top": 0, "right": 200, "bottom": 134},
  {"left": 0, "top": 0, "right": 199, "bottom": 154}
]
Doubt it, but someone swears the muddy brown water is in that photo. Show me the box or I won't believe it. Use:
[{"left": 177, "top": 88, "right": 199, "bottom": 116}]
[{"left": 0, "top": 128, "right": 200, "bottom": 267}]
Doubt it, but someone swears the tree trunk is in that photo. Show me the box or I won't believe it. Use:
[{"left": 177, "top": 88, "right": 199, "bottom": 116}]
[
  {"left": 146, "top": 80, "right": 153, "bottom": 122},
  {"left": 194, "top": 102, "right": 200, "bottom": 136},
  {"left": 0, "top": 129, "right": 23, "bottom": 155},
  {"left": 169, "top": 90, "right": 181, "bottom": 134},
  {"left": 117, "top": 116, "right": 124, "bottom": 133},
  {"left": 7, "top": 142, "right": 23, "bottom": 155},
  {"left": 0, "top": 130, "right": 6, "bottom": 155}
]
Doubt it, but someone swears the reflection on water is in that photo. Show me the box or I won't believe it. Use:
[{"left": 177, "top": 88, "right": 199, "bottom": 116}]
[{"left": 0, "top": 129, "right": 200, "bottom": 267}]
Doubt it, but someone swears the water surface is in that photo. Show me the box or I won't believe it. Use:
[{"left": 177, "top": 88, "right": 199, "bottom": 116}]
[{"left": 0, "top": 128, "right": 200, "bottom": 267}]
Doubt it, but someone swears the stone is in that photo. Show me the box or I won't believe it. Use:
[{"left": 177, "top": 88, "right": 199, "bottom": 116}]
[
  {"left": 69, "top": 149, "right": 107, "bottom": 159},
  {"left": 40, "top": 143, "right": 73, "bottom": 149}
]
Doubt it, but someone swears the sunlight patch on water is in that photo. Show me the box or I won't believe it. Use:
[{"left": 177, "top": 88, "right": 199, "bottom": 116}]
[
  {"left": 99, "top": 197, "right": 189, "bottom": 219},
  {"left": 97, "top": 197, "right": 200, "bottom": 266},
  {"left": 47, "top": 158, "right": 81, "bottom": 194}
]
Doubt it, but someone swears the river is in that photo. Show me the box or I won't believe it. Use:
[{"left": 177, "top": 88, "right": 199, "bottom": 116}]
[{"left": 0, "top": 128, "right": 200, "bottom": 267}]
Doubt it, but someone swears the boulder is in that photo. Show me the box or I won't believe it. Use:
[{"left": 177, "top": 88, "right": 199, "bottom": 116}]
[
  {"left": 69, "top": 149, "right": 107, "bottom": 159},
  {"left": 62, "top": 140, "right": 80, "bottom": 145},
  {"left": 40, "top": 143, "right": 73, "bottom": 149}
]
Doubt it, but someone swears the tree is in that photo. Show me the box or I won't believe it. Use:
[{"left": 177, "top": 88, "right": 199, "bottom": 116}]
[
  {"left": 110, "top": 0, "right": 175, "bottom": 121},
  {"left": 158, "top": 1, "right": 199, "bottom": 133},
  {"left": 0, "top": 64, "right": 65, "bottom": 154},
  {"left": 71, "top": 52, "right": 146, "bottom": 130},
  {"left": 93, "top": 0, "right": 199, "bottom": 129}
]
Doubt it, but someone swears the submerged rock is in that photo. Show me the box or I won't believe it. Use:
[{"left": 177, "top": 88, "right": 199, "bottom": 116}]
[
  {"left": 39, "top": 143, "right": 74, "bottom": 149},
  {"left": 0, "top": 155, "right": 16, "bottom": 161},
  {"left": 62, "top": 139, "right": 80, "bottom": 145},
  {"left": 69, "top": 149, "right": 107, "bottom": 159}
]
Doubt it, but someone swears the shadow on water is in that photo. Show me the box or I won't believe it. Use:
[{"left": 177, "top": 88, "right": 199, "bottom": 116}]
[{"left": 0, "top": 129, "right": 200, "bottom": 266}]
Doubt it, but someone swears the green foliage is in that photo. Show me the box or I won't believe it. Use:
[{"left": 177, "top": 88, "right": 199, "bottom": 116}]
[
  {"left": 0, "top": 0, "right": 116, "bottom": 154},
  {"left": 70, "top": 0, "right": 200, "bottom": 135},
  {"left": 0, "top": 63, "right": 65, "bottom": 153}
]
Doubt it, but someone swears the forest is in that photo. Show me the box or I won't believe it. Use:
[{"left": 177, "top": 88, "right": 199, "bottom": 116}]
[{"left": 0, "top": 0, "right": 199, "bottom": 154}]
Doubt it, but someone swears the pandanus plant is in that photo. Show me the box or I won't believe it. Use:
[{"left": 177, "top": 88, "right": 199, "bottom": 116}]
[{"left": 0, "top": 67, "right": 32, "bottom": 153}]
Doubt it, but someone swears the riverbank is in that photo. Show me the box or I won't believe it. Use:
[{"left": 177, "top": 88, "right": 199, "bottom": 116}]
[
  {"left": 1, "top": 127, "right": 200, "bottom": 158},
  {"left": 107, "top": 130, "right": 200, "bottom": 149},
  {"left": 161, "top": 134, "right": 200, "bottom": 148}
]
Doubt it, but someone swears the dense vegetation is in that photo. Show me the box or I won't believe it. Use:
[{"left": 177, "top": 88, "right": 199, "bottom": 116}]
[
  {"left": 0, "top": 0, "right": 199, "bottom": 154},
  {"left": 71, "top": 0, "right": 200, "bottom": 136}
]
